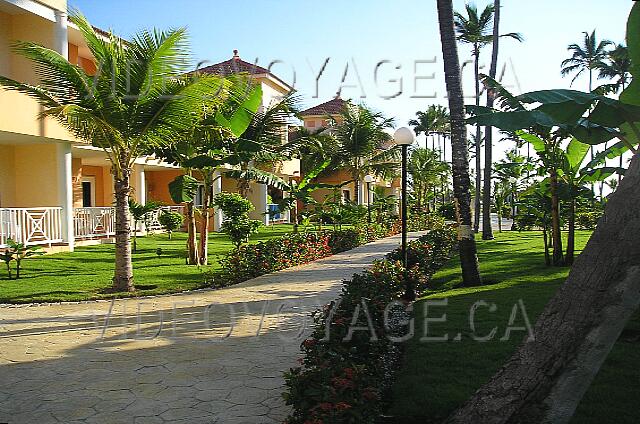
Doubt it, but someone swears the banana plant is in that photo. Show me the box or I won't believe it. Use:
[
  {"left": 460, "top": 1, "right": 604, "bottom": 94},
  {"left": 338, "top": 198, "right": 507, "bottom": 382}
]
[{"left": 4, "top": 239, "right": 44, "bottom": 279}]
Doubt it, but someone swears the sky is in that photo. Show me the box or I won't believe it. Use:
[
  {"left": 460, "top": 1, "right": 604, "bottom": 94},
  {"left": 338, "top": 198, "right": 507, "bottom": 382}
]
[{"left": 70, "top": 0, "right": 633, "bottom": 162}]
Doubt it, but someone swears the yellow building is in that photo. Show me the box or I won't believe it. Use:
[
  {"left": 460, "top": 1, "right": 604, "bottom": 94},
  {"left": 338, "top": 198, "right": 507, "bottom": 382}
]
[
  {"left": 299, "top": 97, "right": 399, "bottom": 207},
  {"left": 197, "top": 50, "right": 300, "bottom": 226},
  {"left": 0, "top": 2, "right": 298, "bottom": 251}
]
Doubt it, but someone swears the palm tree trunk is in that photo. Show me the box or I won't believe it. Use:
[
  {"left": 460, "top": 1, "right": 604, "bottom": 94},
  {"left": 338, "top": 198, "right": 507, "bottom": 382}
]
[
  {"left": 446, "top": 151, "right": 640, "bottom": 424},
  {"left": 198, "top": 172, "right": 212, "bottom": 265},
  {"left": 185, "top": 201, "right": 199, "bottom": 265},
  {"left": 113, "top": 162, "right": 134, "bottom": 292},
  {"left": 566, "top": 198, "right": 576, "bottom": 265},
  {"left": 353, "top": 174, "right": 361, "bottom": 206},
  {"left": 437, "top": 0, "right": 482, "bottom": 287},
  {"left": 482, "top": 0, "right": 500, "bottom": 241},
  {"left": 543, "top": 221, "right": 551, "bottom": 266},
  {"left": 550, "top": 169, "right": 565, "bottom": 266},
  {"left": 473, "top": 52, "right": 482, "bottom": 233}
]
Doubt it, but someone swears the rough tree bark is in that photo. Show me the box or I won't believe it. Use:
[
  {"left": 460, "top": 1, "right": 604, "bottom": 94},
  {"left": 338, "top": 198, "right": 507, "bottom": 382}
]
[
  {"left": 185, "top": 201, "right": 199, "bottom": 265},
  {"left": 437, "top": 0, "right": 482, "bottom": 286},
  {"left": 566, "top": 198, "right": 576, "bottom": 266},
  {"left": 482, "top": 0, "right": 500, "bottom": 240},
  {"left": 113, "top": 159, "right": 134, "bottom": 292},
  {"left": 473, "top": 49, "right": 482, "bottom": 234},
  {"left": 198, "top": 172, "right": 212, "bottom": 265},
  {"left": 550, "top": 169, "right": 565, "bottom": 266},
  {"left": 447, "top": 151, "right": 640, "bottom": 423}
]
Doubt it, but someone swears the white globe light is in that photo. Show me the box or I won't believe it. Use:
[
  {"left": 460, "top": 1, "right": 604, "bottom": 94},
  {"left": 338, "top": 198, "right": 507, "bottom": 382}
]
[
  {"left": 364, "top": 175, "right": 375, "bottom": 183},
  {"left": 393, "top": 127, "right": 416, "bottom": 146}
]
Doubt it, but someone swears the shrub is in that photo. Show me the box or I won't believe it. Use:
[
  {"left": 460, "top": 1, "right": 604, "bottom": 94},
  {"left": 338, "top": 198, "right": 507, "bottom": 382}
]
[
  {"left": 283, "top": 226, "right": 457, "bottom": 424},
  {"left": 2, "top": 239, "right": 44, "bottom": 279},
  {"left": 438, "top": 202, "right": 456, "bottom": 220},
  {"left": 575, "top": 210, "right": 602, "bottom": 230},
  {"left": 158, "top": 211, "right": 184, "bottom": 240},
  {"left": 213, "top": 192, "right": 262, "bottom": 248}
]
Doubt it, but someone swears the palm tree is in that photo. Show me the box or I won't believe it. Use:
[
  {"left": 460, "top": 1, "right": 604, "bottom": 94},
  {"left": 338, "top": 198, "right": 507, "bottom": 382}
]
[
  {"left": 437, "top": 0, "right": 482, "bottom": 287},
  {"left": 561, "top": 30, "right": 613, "bottom": 91},
  {"left": 333, "top": 104, "right": 397, "bottom": 204},
  {"left": 455, "top": 3, "right": 523, "bottom": 233},
  {"left": 409, "top": 105, "right": 448, "bottom": 150},
  {"left": 0, "top": 12, "right": 228, "bottom": 291},
  {"left": 597, "top": 44, "right": 631, "bottom": 94},
  {"left": 408, "top": 148, "right": 449, "bottom": 212}
]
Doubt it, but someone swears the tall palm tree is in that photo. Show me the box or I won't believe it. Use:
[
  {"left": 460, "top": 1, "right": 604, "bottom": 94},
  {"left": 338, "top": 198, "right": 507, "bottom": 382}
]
[
  {"left": 597, "top": 44, "right": 631, "bottom": 94},
  {"left": 409, "top": 105, "right": 448, "bottom": 150},
  {"left": 333, "top": 104, "right": 397, "bottom": 204},
  {"left": 561, "top": 30, "right": 613, "bottom": 91},
  {"left": 408, "top": 148, "right": 449, "bottom": 212},
  {"left": 437, "top": 0, "right": 482, "bottom": 287},
  {"left": 454, "top": 2, "right": 522, "bottom": 232},
  {"left": 561, "top": 30, "right": 613, "bottom": 197},
  {"left": 0, "top": 12, "right": 228, "bottom": 291}
]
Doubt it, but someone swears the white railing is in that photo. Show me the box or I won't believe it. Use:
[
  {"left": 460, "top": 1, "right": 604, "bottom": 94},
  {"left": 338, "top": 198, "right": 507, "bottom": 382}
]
[
  {"left": 0, "top": 207, "right": 63, "bottom": 248},
  {"left": 74, "top": 207, "right": 116, "bottom": 239},
  {"left": 147, "top": 206, "right": 185, "bottom": 231}
]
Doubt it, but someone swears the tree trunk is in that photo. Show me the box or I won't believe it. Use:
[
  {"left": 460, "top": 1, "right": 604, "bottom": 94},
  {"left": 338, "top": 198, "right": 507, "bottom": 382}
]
[
  {"left": 198, "top": 172, "right": 212, "bottom": 266},
  {"left": 437, "top": 0, "right": 482, "bottom": 287},
  {"left": 482, "top": 0, "right": 500, "bottom": 241},
  {"left": 543, "top": 223, "right": 551, "bottom": 266},
  {"left": 353, "top": 176, "right": 361, "bottom": 206},
  {"left": 473, "top": 52, "right": 482, "bottom": 234},
  {"left": 185, "top": 202, "right": 199, "bottom": 265},
  {"left": 446, "top": 151, "right": 640, "bottom": 424},
  {"left": 550, "top": 169, "right": 564, "bottom": 266},
  {"left": 113, "top": 167, "right": 134, "bottom": 292},
  {"left": 566, "top": 198, "right": 576, "bottom": 265}
]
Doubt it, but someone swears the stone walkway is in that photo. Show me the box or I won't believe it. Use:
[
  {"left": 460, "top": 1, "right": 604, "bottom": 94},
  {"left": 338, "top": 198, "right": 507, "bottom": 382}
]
[{"left": 0, "top": 232, "right": 424, "bottom": 424}]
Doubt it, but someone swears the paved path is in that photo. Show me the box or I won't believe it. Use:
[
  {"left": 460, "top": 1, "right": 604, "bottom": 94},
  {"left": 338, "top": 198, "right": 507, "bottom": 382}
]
[{"left": 0, "top": 232, "right": 424, "bottom": 424}]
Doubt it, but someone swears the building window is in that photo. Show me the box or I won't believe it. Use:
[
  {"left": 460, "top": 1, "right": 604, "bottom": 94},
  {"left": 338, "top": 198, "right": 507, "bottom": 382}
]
[
  {"left": 342, "top": 189, "right": 351, "bottom": 203},
  {"left": 307, "top": 120, "right": 316, "bottom": 128}
]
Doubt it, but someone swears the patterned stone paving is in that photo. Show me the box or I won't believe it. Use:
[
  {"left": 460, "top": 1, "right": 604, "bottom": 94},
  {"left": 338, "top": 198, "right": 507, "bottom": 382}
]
[{"left": 0, "top": 232, "right": 424, "bottom": 424}]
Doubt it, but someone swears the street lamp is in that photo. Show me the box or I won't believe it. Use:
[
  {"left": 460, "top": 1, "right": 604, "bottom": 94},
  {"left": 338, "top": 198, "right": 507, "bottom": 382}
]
[
  {"left": 364, "top": 175, "right": 374, "bottom": 224},
  {"left": 393, "top": 127, "right": 416, "bottom": 301}
]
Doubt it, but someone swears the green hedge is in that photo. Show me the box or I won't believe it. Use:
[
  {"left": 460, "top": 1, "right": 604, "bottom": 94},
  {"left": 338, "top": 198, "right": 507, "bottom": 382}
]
[{"left": 283, "top": 224, "right": 457, "bottom": 424}]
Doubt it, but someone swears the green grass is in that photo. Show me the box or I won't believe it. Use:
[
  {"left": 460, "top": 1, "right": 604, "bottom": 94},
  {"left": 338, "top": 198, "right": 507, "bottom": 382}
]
[
  {"left": 389, "top": 230, "right": 640, "bottom": 424},
  {"left": 0, "top": 224, "right": 301, "bottom": 304}
]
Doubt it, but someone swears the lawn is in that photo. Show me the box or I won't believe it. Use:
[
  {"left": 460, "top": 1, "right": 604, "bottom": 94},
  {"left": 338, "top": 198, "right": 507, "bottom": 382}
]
[
  {"left": 0, "top": 224, "right": 300, "bottom": 304},
  {"left": 388, "top": 230, "right": 640, "bottom": 424}
]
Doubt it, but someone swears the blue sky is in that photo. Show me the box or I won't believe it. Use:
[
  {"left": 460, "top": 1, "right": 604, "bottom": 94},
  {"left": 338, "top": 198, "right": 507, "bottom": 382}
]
[{"left": 71, "top": 0, "right": 633, "bottom": 159}]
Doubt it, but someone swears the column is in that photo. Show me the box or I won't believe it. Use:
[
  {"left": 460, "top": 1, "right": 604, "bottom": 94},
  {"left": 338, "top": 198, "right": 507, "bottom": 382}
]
[
  {"left": 248, "top": 182, "right": 270, "bottom": 226},
  {"left": 213, "top": 171, "right": 223, "bottom": 231},
  {"left": 258, "top": 183, "right": 269, "bottom": 226},
  {"left": 57, "top": 142, "right": 74, "bottom": 251},
  {"left": 137, "top": 166, "right": 146, "bottom": 205},
  {"left": 54, "top": 10, "right": 68, "bottom": 60}
]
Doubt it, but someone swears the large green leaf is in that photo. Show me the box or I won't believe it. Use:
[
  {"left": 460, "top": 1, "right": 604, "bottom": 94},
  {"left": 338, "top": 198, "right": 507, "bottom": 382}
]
[
  {"left": 585, "top": 141, "right": 629, "bottom": 169},
  {"left": 569, "top": 119, "right": 620, "bottom": 145},
  {"left": 516, "top": 131, "right": 546, "bottom": 154},
  {"left": 565, "top": 138, "right": 590, "bottom": 171},
  {"left": 580, "top": 167, "right": 625, "bottom": 182},
  {"left": 298, "top": 159, "right": 331, "bottom": 190},
  {"left": 467, "top": 110, "right": 559, "bottom": 131},
  {"left": 168, "top": 174, "right": 199, "bottom": 203},
  {"left": 224, "top": 168, "right": 288, "bottom": 191},
  {"left": 215, "top": 84, "right": 262, "bottom": 137},
  {"left": 621, "top": 2, "right": 640, "bottom": 107}
]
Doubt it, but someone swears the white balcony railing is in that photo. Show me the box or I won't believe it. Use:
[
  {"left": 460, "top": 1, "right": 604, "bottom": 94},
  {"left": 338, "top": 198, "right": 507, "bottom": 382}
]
[
  {"left": 147, "top": 206, "right": 185, "bottom": 231},
  {"left": 74, "top": 207, "right": 116, "bottom": 239},
  {"left": 0, "top": 208, "right": 64, "bottom": 248},
  {"left": 1, "top": 206, "right": 187, "bottom": 249}
]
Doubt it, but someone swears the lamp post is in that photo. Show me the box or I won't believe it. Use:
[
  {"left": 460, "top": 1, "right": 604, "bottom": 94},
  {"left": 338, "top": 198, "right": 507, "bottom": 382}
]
[
  {"left": 393, "top": 127, "right": 416, "bottom": 301},
  {"left": 364, "top": 175, "right": 374, "bottom": 224}
]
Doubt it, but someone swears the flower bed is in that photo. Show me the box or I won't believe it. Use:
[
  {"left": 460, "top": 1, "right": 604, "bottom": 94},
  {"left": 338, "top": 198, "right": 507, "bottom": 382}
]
[
  {"left": 211, "top": 215, "right": 446, "bottom": 288},
  {"left": 282, "top": 224, "right": 457, "bottom": 424}
]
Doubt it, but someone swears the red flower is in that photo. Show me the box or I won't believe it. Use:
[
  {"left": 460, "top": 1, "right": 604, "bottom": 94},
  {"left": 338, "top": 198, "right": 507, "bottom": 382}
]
[
  {"left": 343, "top": 367, "right": 355, "bottom": 379},
  {"left": 302, "top": 338, "right": 316, "bottom": 349},
  {"left": 318, "top": 402, "right": 333, "bottom": 411},
  {"left": 335, "top": 402, "right": 352, "bottom": 411}
]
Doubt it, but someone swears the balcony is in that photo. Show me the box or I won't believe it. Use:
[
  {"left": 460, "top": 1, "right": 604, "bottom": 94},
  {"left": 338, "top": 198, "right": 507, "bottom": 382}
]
[{"left": 0, "top": 206, "right": 185, "bottom": 249}]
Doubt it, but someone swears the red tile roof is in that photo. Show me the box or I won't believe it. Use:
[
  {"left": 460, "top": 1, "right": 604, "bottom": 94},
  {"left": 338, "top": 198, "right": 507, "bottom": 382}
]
[
  {"left": 300, "top": 97, "right": 348, "bottom": 117},
  {"left": 197, "top": 50, "right": 292, "bottom": 90}
]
